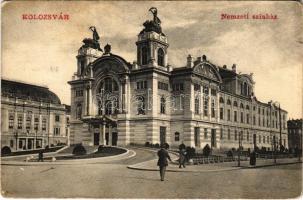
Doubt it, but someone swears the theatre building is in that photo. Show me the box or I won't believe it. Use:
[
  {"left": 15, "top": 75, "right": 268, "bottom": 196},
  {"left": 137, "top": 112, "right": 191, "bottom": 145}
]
[
  {"left": 68, "top": 8, "right": 288, "bottom": 150},
  {"left": 1, "top": 79, "right": 69, "bottom": 152}
]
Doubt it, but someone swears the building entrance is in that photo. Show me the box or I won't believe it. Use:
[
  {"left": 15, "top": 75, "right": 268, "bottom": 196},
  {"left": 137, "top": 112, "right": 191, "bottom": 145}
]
[
  {"left": 112, "top": 132, "right": 118, "bottom": 146},
  {"left": 94, "top": 132, "right": 100, "bottom": 146}
]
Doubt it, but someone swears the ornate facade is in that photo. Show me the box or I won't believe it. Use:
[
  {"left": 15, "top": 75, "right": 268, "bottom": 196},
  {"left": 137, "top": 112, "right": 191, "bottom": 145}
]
[
  {"left": 1, "top": 79, "right": 69, "bottom": 152},
  {"left": 68, "top": 9, "right": 288, "bottom": 151}
]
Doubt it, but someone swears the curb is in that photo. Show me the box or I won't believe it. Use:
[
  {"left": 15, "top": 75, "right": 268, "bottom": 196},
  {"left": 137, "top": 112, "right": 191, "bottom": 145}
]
[
  {"left": 240, "top": 161, "right": 302, "bottom": 169},
  {"left": 126, "top": 165, "right": 241, "bottom": 173},
  {"left": 1, "top": 148, "right": 136, "bottom": 166}
]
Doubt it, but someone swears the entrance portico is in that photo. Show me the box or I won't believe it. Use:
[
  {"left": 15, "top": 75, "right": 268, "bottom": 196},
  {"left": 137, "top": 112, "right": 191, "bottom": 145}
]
[{"left": 83, "top": 115, "right": 118, "bottom": 146}]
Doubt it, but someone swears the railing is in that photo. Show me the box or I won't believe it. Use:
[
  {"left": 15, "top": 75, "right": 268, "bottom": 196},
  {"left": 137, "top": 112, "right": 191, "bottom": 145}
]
[{"left": 192, "top": 155, "right": 248, "bottom": 165}]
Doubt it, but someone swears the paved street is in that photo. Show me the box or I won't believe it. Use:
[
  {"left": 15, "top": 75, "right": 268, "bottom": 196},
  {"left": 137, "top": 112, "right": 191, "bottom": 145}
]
[{"left": 1, "top": 148, "right": 302, "bottom": 199}]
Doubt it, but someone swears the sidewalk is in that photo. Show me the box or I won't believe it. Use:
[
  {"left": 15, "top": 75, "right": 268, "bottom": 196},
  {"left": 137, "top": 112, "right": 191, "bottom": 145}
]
[{"left": 127, "top": 156, "right": 301, "bottom": 172}]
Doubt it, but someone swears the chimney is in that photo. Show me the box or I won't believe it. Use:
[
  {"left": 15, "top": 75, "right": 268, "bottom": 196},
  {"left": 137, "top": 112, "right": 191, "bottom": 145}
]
[
  {"left": 232, "top": 64, "right": 236, "bottom": 72},
  {"left": 202, "top": 55, "right": 207, "bottom": 61},
  {"left": 223, "top": 65, "right": 227, "bottom": 69},
  {"left": 187, "top": 54, "right": 193, "bottom": 68}
]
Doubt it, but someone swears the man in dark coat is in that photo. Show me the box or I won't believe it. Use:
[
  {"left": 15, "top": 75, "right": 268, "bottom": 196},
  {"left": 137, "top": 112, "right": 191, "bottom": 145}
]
[{"left": 157, "top": 144, "right": 172, "bottom": 181}]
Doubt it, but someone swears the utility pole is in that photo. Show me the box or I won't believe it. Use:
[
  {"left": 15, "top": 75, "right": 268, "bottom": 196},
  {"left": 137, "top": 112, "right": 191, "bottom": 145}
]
[
  {"left": 278, "top": 104, "right": 282, "bottom": 150},
  {"left": 238, "top": 131, "right": 241, "bottom": 167}
]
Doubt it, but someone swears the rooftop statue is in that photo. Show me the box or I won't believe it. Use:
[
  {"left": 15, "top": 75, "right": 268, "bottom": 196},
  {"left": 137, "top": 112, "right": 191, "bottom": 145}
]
[
  {"left": 89, "top": 26, "right": 100, "bottom": 42},
  {"left": 141, "top": 7, "right": 164, "bottom": 35},
  {"left": 149, "top": 7, "right": 161, "bottom": 25},
  {"left": 81, "top": 26, "right": 103, "bottom": 51}
]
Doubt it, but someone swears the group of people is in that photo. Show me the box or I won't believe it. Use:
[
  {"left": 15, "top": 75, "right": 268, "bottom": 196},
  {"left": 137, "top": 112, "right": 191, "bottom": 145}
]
[{"left": 157, "top": 144, "right": 187, "bottom": 181}]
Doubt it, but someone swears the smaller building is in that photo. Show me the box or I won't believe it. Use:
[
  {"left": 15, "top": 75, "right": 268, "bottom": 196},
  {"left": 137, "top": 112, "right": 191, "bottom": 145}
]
[
  {"left": 1, "top": 79, "right": 69, "bottom": 152},
  {"left": 288, "top": 119, "right": 302, "bottom": 151}
]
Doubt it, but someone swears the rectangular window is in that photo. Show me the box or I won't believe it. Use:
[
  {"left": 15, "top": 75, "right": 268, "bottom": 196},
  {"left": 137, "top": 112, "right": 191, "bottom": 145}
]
[
  {"left": 234, "top": 130, "right": 237, "bottom": 141},
  {"left": 247, "top": 132, "right": 249, "bottom": 141},
  {"left": 220, "top": 108, "right": 224, "bottom": 120},
  {"left": 263, "top": 136, "right": 265, "bottom": 143},
  {"left": 258, "top": 117, "right": 261, "bottom": 126},
  {"left": 240, "top": 112, "right": 244, "bottom": 123},
  {"left": 9, "top": 115, "right": 14, "bottom": 129},
  {"left": 211, "top": 99, "right": 215, "bottom": 118},
  {"left": 246, "top": 114, "right": 249, "bottom": 124},
  {"left": 195, "top": 98, "right": 200, "bottom": 114},
  {"left": 17, "top": 116, "right": 23, "bottom": 129},
  {"left": 172, "top": 83, "right": 184, "bottom": 91},
  {"left": 267, "top": 136, "right": 269, "bottom": 144},
  {"left": 34, "top": 117, "right": 39, "bottom": 131},
  {"left": 211, "top": 89, "right": 217, "bottom": 96},
  {"left": 194, "top": 84, "right": 200, "bottom": 91},
  {"left": 175, "top": 132, "right": 180, "bottom": 142},
  {"left": 228, "top": 129, "right": 231, "bottom": 140},
  {"left": 55, "top": 115, "right": 60, "bottom": 122},
  {"left": 158, "top": 82, "right": 168, "bottom": 91},
  {"left": 75, "top": 90, "right": 83, "bottom": 97},
  {"left": 203, "top": 96, "right": 208, "bottom": 116},
  {"left": 227, "top": 109, "right": 231, "bottom": 121},
  {"left": 136, "top": 81, "right": 147, "bottom": 90},
  {"left": 42, "top": 118, "right": 47, "bottom": 131},
  {"left": 204, "top": 128, "right": 208, "bottom": 139},
  {"left": 26, "top": 117, "right": 31, "bottom": 130},
  {"left": 263, "top": 119, "right": 265, "bottom": 127},
  {"left": 203, "top": 86, "right": 209, "bottom": 95},
  {"left": 220, "top": 128, "right": 223, "bottom": 139},
  {"left": 253, "top": 115, "right": 256, "bottom": 125},
  {"left": 234, "top": 111, "right": 237, "bottom": 122},
  {"left": 259, "top": 135, "right": 261, "bottom": 143},
  {"left": 53, "top": 127, "right": 60, "bottom": 136}
]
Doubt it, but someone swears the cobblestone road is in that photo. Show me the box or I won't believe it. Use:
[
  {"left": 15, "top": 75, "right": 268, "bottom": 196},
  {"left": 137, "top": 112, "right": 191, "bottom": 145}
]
[{"left": 1, "top": 148, "right": 302, "bottom": 199}]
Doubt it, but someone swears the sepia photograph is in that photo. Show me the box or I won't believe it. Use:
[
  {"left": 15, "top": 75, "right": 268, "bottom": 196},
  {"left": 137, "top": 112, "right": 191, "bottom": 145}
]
[{"left": 1, "top": 1, "right": 302, "bottom": 199}]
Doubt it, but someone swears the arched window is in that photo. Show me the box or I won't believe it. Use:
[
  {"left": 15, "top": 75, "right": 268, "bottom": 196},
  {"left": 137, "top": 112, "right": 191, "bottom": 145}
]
[
  {"left": 244, "top": 82, "right": 248, "bottom": 96},
  {"left": 142, "top": 46, "right": 148, "bottom": 65},
  {"left": 160, "top": 96, "right": 166, "bottom": 114},
  {"left": 227, "top": 99, "right": 231, "bottom": 105},
  {"left": 240, "top": 103, "right": 244, "bottom": 109},
  {"left": 233, "top": 101, "right": 238, "bottom": 107},
  {"left": 219, "top": 97, "right": 224, "bottom": 104},
  {"left": 103, "top": 77, "right": 118, "bottom": 92},
  {"left": 76, "top": 103, "right": 82, "bottom": 119},
  {"left": 246, "top": 105, "right": 250, "bottom": 110},
  {"left": 174, "top": 132, "right": 180, "bottom": 141},
  {"left": 157, "top": 48, "right": 164, "bottom": 66}
]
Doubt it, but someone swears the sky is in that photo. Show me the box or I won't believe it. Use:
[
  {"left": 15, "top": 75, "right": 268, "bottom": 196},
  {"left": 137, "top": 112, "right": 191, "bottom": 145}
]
[{"left": 2, "top": 1, "right": 302, "bottom": 119}]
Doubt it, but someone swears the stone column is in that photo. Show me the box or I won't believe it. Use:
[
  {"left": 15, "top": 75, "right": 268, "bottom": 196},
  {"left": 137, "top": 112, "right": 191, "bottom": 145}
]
[
  {"left": 109, "top": 124, "right": 112, "bottom": 146},
  {"left": 208, "top": 87, "right": 211, "bottom": 120},
  {"left": 102, "top": 123, "right": 106, "bottom": 145}
]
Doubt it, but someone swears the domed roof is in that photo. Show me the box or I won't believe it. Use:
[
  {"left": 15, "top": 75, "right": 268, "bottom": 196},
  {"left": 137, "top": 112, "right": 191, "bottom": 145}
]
[{"left": 1, "top": 79, "right": 61, "bottom": 104}]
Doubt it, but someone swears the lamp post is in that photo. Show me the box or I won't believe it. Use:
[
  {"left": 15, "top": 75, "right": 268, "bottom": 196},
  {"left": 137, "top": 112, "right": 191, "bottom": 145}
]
[
  {"left": 238, "top": 131, "right": 242, "bottom": 167},
  {"left": 14, "top": 130, "right": 18, "bottom": 151},
  {"left": 35, "top": 129, "right": 38, "bottom": 149}
]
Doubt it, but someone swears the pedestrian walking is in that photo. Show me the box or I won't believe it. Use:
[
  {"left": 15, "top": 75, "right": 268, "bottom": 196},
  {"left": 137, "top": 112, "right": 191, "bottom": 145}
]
[
  {"left": 38, "top": 149, "right": 44, "bottom": 162},
  {"left": 157, "top": 144, "right": 172, "bottom": 181},
  {"left": 250, "top": 150, "right": 256, "bottom": 166},
  {"left": 179, "top": 148, "right": 186, "bottom": 168}
]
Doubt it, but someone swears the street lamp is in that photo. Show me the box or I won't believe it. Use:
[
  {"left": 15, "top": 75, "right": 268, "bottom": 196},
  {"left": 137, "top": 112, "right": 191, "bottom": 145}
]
[
  {"left": 272, "top": 101, "right": 282, "bottom": 151},
  {"left": 238, "top": 131, "right": 242, "bottom": 167},
  {"left": 13, "top": 130, "right": 18, "bottom": 151}
]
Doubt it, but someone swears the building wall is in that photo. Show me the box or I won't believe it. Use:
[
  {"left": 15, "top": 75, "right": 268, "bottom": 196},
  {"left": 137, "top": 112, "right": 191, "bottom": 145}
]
[{"left": 1, "top": 96, "right": 68, "bottom": 152}]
